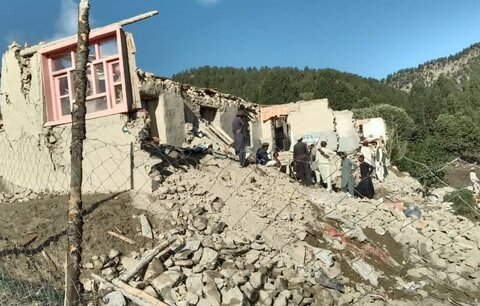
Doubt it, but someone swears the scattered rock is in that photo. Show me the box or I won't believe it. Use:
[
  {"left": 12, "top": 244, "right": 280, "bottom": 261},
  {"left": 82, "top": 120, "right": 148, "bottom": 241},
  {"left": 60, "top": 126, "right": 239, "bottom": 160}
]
[
  {"left": 222, "top": 286, "right": 246, "bottom": 306},
  {"left": 139, "top": 214, "right": 154, "bottom": 239},
  {"left": 144, "top": 258, "right": 165, "bottom": 281},
  {"left": 151, "top": 271, "right": 183, "bottom": 294},
  {"left": 103, "top": 291, "right": 126, "bottom": 306},
  {"left": 199, "top": 248, "right": 219, "bottom": 269},
  {"left": 203, "top": 280, "right": 221, "bottom": 306}
]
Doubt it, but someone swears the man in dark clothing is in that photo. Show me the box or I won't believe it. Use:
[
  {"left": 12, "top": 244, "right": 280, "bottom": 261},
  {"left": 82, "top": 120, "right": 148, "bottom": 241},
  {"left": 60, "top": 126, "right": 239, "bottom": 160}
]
[
  {"left": 256, "top": 142, "right": 278, "bottom": 166},
  {"left": 293, "top": 136, "right": 312, "bottom": 186},
  {"left": 232, "top": 110, "right": 247, "bottom": 167},
  {"left": 356, "top": 154, "right": 375, "bottom": 199},
  {"left": 256, "top": 142, "right": 270, "bottom": 165}
]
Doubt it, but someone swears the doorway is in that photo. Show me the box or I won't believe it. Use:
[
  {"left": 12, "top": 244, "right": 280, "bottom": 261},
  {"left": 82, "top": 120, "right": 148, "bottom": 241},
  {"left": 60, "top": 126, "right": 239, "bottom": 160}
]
[{"left": 272, "top": 116, "right": 291, "bottom": 151}]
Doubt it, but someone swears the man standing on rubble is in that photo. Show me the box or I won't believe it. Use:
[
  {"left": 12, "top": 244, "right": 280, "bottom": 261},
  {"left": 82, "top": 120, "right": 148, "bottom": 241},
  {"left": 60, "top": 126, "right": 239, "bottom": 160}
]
[
  {"left": 470, "top": 167, "right": 480, "bottom": 195},
  {"left": 232, "top": 110, "right": 247, "bottom": 167},
  {"left": 293, "top": 135, "right": 312, "bottom": 186},
  {"left": 339, "top": 152, "right": 357, "bottom": 197},
  {"left": 316, "top": 141, "right": 334, "bottom": 192}
]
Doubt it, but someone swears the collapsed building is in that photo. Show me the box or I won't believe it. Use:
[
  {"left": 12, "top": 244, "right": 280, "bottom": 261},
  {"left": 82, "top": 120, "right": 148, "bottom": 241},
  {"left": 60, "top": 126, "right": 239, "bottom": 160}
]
[
  {"left": 0, "top": 12, "right": 385, "bottom": 196},
  {"left": 2, "top": 12, "right": 480, "bottom": 306}
]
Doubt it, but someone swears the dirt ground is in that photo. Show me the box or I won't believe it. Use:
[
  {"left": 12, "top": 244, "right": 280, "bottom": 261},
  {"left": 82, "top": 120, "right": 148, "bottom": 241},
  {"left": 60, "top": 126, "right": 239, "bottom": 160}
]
[
  {"left": 0, "top": 192, "right": 159, "bottom": 304},
  {"left": 443, "top": 163, "right": 475, "bottom": 189}
]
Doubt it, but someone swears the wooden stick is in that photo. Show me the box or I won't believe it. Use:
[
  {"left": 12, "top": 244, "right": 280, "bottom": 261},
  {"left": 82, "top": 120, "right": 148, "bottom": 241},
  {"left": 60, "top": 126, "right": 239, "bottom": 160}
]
[
  {"left": 119, "top": 235, "right": 177, "bottom": 282},
  {"left": 20, "top": 11, "right": 159, "bottom": 57},
  {"left": 42, "top": 250, "right": 58, "bottom": 272},
  {"left": 211, "top": 124, "right": 234, "bottom": 143},
  {"left": 91, "top": 273, "right": 169, "bottom": 306},
  {"left": 116, "top": 11, "right": 159, "bottom": 27},
  {"left": 107, "top": 231, "right": 136, "bottom": 245}
]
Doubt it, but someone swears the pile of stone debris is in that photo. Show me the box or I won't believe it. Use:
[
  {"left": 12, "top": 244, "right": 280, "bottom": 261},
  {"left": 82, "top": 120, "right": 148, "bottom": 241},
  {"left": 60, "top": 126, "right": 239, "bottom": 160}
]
[
  {"left": 80, "top": 154, "right": 479, "bottom": 306},
  {"left": 0, "top": 186, "right": 38, "bottom": 203}
]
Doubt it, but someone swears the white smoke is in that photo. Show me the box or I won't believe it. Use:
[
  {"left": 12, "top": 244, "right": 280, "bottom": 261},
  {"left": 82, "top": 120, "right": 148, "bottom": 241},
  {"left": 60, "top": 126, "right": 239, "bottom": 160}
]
[
  {"left": 53, "top": 0, "right": 78, "bottom": 39},
  {"left": 197, "top": 0, "right": 222, "bottom": 6}
]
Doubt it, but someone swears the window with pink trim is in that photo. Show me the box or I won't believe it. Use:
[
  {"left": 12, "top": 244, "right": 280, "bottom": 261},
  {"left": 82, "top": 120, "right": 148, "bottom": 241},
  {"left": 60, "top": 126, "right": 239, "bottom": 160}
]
[{"left": 41, "top": 29, "right": 129, "bottom": 126}]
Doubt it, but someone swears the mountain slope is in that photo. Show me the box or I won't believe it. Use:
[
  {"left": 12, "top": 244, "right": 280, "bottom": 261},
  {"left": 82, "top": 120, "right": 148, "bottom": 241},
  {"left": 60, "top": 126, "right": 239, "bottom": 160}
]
[{"left": 384, "top": 43, "right": 480, "bottom": 92}]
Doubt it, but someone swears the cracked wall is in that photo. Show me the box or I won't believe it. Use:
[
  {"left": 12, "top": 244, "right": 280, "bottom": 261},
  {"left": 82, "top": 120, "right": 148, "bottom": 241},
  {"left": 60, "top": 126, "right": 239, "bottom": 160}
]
[
  {"left": 140, "top": 74, "right": 259, "bottom": 148},
  {"left": 258, "top": 99, "right": 360, "bottom": 153},
  {"left": 1, "top": 44, "right": 44, "bottom": 139},
  {"left": 0, "top": 44, "right": 151, "bottom": 194}
]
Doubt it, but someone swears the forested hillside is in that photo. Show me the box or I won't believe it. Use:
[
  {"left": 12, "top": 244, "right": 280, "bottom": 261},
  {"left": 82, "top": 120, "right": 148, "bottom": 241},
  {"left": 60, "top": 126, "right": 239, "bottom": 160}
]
[
  {"left": 173, "top": 62, "right": 480, "bottom": 185},
  {"left": 384, "top": 43, "right": 480, "bottom": 92},
  {"left": 173, "top": 67, "right": 408, "bottom": 110}
]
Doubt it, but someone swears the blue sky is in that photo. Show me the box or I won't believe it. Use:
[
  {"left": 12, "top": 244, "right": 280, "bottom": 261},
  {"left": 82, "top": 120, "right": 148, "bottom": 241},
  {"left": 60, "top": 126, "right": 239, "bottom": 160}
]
[{"left": 1, "top": 0, "right": 480, "bottom": 79}]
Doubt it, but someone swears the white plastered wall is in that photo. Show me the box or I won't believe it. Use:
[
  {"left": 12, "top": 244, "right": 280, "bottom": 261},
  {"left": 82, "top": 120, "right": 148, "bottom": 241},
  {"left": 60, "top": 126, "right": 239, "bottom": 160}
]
[
  {"left": 334, "top": 110, "right": 360, "bottom": 153},
  {"left": 0, "top": 46, "right": 149, "bottom": 194}
]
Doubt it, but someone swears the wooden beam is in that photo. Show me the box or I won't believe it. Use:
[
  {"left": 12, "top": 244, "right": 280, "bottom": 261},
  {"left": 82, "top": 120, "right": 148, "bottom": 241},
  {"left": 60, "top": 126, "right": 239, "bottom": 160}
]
[
  {"left": 119, "top": 235, "right": 177, "bottom": 282},
  {"left": 116, "top": 11, "right": 159, "bottom": 27},
  {"left": 91, "top": 274, "right": 169, "bottom": 306},
  {"left": 107, "top": 231, "right": 137, "bottom": 245},
  {"left": 20, "top": 10, "right": 159, "bottom": 57}
]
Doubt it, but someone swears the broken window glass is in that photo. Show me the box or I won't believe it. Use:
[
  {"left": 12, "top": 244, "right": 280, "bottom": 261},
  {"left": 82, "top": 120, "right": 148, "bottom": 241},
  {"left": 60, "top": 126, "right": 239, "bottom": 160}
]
[
  {"left": 100, "top": 38, "right": 118, "bottom": 58},
  {"left": 59, "top": 77, "right": 69, "bottom": 96},
  {"left": 86, "top": 67, "right": 92, "bottom": 96},
  {"left": 88, "top": 45, "right": 96, "bottom": 62},
  {"left": 114, "top": 85, "right": 123, "bottom": 104},
  {"left": 112, "top": 62, "right": 122, "bottom": 82},
  {"left": 61, "top": 97, "right": 71, "bottom": 116},
  {"left": 53, "top": 53, "right": 72, "bottom": 71},
  {"left": 95, "top": 63, "right": 106, "bottom": 93},
  {"left": 86, "top": 97, "right": 108, "bottom": 113}
]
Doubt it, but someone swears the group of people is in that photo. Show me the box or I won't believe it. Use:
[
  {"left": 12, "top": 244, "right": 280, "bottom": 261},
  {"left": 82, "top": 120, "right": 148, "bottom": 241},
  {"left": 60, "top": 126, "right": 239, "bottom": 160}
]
[
  {"left": 360, "top": 138, "right": 388, "bottom": 182},
  {"left": 232, "top": 110, "right": 283, "bottom": 169},
  {"left": 232, "top": 110, "right": 387, "bottom": 199},
  {"left": 291, "top": 135, "right": 387, "bottom": 199}
]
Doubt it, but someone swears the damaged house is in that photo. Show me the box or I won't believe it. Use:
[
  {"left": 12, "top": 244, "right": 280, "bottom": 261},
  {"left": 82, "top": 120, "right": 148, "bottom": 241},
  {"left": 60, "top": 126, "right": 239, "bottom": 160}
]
[
  {"left": 0, "top": 12, "right": 386, "bottom": 195},
  {"left": 0, "top": 13, "right": 259, "bottom": 195}
]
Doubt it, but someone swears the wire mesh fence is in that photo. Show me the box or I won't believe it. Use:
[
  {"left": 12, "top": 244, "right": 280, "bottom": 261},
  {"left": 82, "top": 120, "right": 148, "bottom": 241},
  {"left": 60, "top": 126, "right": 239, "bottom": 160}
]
[{"left": 1, "top": 128, "right": 479, "bottom": 306}]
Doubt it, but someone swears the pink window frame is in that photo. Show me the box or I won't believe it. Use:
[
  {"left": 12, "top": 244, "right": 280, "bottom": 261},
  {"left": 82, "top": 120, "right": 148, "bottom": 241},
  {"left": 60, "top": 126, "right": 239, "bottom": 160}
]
[{"left": 40, "top": 25, "right": 129, "bottom": 126}]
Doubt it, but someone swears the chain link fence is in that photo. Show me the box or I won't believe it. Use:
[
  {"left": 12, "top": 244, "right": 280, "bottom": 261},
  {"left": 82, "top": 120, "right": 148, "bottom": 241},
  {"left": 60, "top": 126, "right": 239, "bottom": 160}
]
[{"left": 1, "top": 128, "right": 479, "bottom": 306}]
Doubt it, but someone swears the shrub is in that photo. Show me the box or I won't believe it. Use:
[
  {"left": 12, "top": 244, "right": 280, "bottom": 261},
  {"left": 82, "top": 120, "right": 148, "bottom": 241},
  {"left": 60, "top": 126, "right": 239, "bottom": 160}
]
[{"left": 444, "top": 189, "right": 479, "bottom": 222}]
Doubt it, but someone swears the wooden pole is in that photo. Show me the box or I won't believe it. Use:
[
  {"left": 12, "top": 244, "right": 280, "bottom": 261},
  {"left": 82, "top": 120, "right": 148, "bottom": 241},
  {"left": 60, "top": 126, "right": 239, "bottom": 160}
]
[
  {"left": 65, "top": 1, "right": 90, "bottom": 305},
  {"left": 130, "top": 142, "right": 134, "bottom": 190},
  {"left": 20, "top": 10, "right": 159, "bottom": 57}
]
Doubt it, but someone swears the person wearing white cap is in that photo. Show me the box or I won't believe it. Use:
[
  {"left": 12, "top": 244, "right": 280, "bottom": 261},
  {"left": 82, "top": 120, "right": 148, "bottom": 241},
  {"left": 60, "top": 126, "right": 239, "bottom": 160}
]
[{"left": 470, "top": 167, "right": 480, "bottom": 195}]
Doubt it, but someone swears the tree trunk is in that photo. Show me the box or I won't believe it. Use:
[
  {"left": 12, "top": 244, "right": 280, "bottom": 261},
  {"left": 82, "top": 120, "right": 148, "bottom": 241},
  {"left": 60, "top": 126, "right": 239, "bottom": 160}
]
[{"left": 65, "top": 1, "right": 90, "bottom": 305}]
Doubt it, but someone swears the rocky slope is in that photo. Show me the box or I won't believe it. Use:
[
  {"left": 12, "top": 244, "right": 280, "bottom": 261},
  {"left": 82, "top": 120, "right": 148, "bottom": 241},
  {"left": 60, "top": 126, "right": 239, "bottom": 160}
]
[
  {"left": 384, "top": 43, "right": 480, "bottom": 92},
  {"left": 77, "top": 154, "right": 480, "bottom": 306}
]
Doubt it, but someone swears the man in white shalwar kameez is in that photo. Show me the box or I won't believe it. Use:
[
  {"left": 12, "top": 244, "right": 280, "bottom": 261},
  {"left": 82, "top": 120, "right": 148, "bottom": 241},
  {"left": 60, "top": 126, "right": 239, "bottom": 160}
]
[
  {"left": 470, "top": 167, "right": 480, "bottom": 195},
  {"left": 315, "top": 141, "right": 334, "bottom": 192}
]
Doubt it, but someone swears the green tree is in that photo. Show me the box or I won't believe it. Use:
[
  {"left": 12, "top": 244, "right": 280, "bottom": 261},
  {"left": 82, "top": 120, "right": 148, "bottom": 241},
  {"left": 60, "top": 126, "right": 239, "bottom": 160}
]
[
  {"left": 433, "top": 113, "right": 480, "bottom": 155},
  {"left": 258, "top": 70, "right": 298, "bottom": 104}
]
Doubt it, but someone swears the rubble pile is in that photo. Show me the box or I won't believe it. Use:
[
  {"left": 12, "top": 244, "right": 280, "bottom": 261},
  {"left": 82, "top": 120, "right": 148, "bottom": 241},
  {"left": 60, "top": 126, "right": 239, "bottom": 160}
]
[
  {"left": 82, "top": 156, "right": 479, "bottom": 306},
  {"left": 138, "top": 72, "right": 259, "bottom": 115},
  {"left": 0, "top": 185, "right": 39, "bottom": 203}
]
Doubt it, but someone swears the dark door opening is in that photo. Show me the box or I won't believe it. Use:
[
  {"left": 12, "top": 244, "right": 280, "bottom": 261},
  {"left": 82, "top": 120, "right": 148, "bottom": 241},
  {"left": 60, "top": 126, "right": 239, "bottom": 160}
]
[
  {"left": 200, "top": 106, "right": 217, "bottom": 123},
  {"left": 243, "top": 116, "right": 252, "bottom": 147},
  {"left": 272, "top": 116, "right": 291, "bottom": 151}
]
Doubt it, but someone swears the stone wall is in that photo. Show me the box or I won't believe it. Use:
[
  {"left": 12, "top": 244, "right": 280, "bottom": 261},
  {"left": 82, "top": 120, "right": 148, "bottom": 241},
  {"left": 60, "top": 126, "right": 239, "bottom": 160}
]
[{"left": 0, "top": 45, "right": 151, "bottom": 194}]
